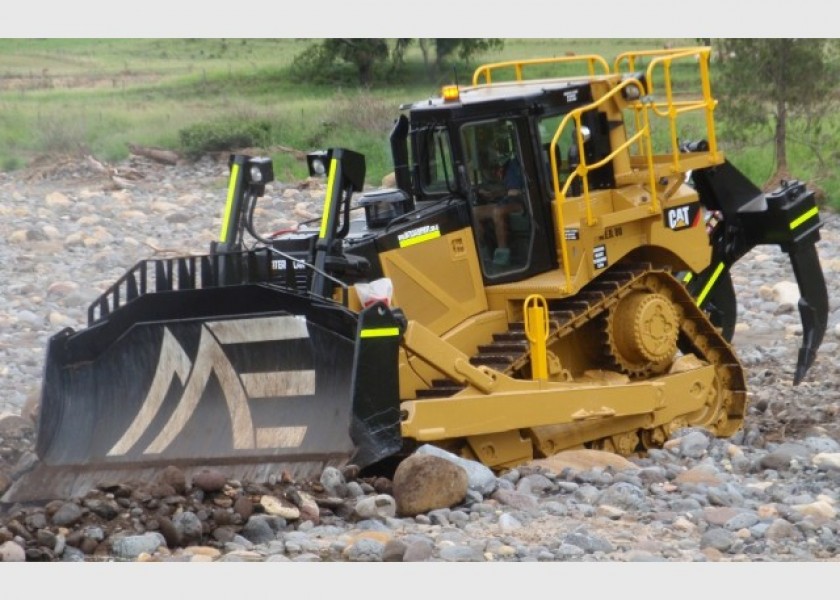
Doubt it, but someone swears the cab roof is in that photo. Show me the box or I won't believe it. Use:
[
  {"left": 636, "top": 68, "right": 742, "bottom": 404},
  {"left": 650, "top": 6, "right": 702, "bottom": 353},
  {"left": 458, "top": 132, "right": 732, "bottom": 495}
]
[{"left": 401, "top": 74, "right": 620, "bottom": 119}]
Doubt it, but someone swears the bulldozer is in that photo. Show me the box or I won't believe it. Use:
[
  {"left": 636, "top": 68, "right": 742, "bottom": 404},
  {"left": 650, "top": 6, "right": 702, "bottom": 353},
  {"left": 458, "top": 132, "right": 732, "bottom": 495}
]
[{"left": 3, "top": 46, "right": 829, "bottom": 503}]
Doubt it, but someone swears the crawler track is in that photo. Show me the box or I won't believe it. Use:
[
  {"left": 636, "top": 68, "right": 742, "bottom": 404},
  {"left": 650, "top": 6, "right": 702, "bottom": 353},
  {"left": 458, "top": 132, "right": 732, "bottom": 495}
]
[{"left": 417, "top": 263, "right": 747, "bottom": 452}]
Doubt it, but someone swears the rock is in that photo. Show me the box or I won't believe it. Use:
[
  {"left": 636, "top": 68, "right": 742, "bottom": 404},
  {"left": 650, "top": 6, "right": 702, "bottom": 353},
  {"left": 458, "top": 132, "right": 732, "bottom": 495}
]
[
  {"left": 260, "top": 495, "right": 300, "bottom": 520},
  {"left": 50, "top": 502, "right": 84, "bottom": 527},
  {"left": 563, "top": 529, "right": 614, "bottom": 553},
  {"left": 45, "top": 191, "right": 72, "bottom": 208},
  {"left": 813, "top": 453, "right": 840, "bottom": 471},
  {"left": 772, "top": 281, "right": 800, "bottom": 308},
  {"left": 597, "top": 482, "right": 648, "bottom": 511},
  {"left": 392, "top": 453, "right": 468, "bottom": 517},
  {"left": 490, "top": 488, "right": 540, "bottom": 512},
  {"left": 157, "top": 466, "right": 187, "bottom": 494},
  {"left": 700, "top": 527, "right": 736, "bottom": 552},
  {"left": 0, "top": 414, "right": 33, "bottom": 436},
  {"left": 240, "top": 515, "right": 279, "bottom": 545},
  {"left": 791, "top": 500, "right": 836, "bottom": 520},
  {"left": 675, "top": 465, "right": 723, "bottom": 486},
  {"left": 414, "top": 444, "right": 496, "bottom": 495},
  {"left": 353, "top": 494, "right": 397, "bottom": 521},
  {"left": 343, "top": 538, "right": 385, "bottom": 562},
  {"left": 760, "top": 443, "right": 812, "bottom": 471},
  {"left": 382, "top": 539, "right": 407, "bottom": 562},
  {"left": 677, "top": 430, "right": 711, "bottom": 458},
  {"left": 0, "top": 540, "right": 26, "bottom": 562},
  {"left": 172, "top": 511, "right": 204, "bottom": 545},
  {"left": 320, "top": 466, "right": 347, "bottom": 497},
  {"left": 293, "top": 491, "right": 321, "bottom": 525},
  {"left": 191, "top": 469, "right": 227, "bottom": 493},
  {"left": 530, "top": 449, "right": 639, "bottom": 474},
  {"left": 111, "top": 532, "right": 166, "bottom": 560},
  {"left": 765, "top": 518, "right": 804, "bottom": 542},
  {"left": 233, "top": 495, "right": 254, "bottom": 520},
  {"left": 403, "top": 539, "right": 435, "bottom": 562}
]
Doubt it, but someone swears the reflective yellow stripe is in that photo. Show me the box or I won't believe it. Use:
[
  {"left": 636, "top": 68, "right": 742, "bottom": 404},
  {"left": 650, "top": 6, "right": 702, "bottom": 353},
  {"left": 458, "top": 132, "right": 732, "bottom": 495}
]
[
  {"left": 682, "top": 272, "right": 693, "bottom": 283},
  {"left": 789, "top": 206, "right": 819, "bottom": 230},
  {"left": 398, "top": 230, "right": 441, "bottom": 248},
  {"left": 360, "top": 327, "right": 400, "bottom": 338},
  {"left": 219, "top": 163, "right": 240, "bottom": 242},
  {"left": 319, "top": 158, "right": 338, "bottom": 239},
  {"left": 696, "top": 262, "right": 725, "bottom": 306}
]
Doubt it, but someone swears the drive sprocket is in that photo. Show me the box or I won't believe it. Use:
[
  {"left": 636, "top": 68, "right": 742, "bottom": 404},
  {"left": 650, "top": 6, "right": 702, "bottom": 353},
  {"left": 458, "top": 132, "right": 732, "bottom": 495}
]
[{"left": 603, "top": 285, "right": 681, "bottom": 378}]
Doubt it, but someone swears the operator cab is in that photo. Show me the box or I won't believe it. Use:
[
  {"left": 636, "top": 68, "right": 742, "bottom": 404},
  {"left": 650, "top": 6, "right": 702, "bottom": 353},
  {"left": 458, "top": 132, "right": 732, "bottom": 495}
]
[{"left": 399, "top": 78, "right": 610, "bottom": 284}]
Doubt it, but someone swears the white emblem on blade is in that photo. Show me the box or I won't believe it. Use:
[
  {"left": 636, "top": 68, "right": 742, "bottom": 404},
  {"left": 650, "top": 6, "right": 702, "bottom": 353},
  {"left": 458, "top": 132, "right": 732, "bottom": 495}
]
[{"left": 107, "top": 316, "right": 314, "bottom": 456}]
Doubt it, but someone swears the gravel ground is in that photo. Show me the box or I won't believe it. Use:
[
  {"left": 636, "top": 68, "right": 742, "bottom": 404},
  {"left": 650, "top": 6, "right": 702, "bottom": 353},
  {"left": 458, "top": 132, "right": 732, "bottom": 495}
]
[{"left": 0, "top": 154, "right": 839, "bottom": 577}]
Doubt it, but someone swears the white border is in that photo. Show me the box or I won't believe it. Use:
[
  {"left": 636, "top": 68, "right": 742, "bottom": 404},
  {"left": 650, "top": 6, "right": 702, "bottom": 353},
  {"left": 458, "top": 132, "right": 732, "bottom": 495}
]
[{"left": 2, "top": 0, "right": 834, "bottom": 37}]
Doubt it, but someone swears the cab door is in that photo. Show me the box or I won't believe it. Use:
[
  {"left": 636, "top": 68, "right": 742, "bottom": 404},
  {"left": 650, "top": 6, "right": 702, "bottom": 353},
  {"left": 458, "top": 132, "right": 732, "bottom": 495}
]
[{"left": 460, "top": 116, "right": 555, "bottom": 283}]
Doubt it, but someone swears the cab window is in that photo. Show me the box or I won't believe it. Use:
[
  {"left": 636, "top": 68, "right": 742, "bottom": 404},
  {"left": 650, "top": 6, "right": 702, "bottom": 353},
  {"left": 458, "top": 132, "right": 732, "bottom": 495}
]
[{"left": 415, "top": 126, "right": 456, "bottom": 195}]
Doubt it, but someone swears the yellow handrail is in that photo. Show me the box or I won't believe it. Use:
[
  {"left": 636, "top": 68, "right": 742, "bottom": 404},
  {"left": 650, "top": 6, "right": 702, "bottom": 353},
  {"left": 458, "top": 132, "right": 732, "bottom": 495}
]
[
  {"left": 613, "top": 46, "right": 712, "bottom": 74},
  {"left": 548, "top": 77, "right": 655, "bottom": 292},
  {"left": 614, "top": 47, "right": 719, "bottom": 173},
  {"left": 467, "top": 47, "right": 721, "bottom": 295},
  {"left": 472, "top": 55, "right": 610, "bottom": 86},
  {"left": 641, "top": 48, "right": 719, "bottom": 173}
]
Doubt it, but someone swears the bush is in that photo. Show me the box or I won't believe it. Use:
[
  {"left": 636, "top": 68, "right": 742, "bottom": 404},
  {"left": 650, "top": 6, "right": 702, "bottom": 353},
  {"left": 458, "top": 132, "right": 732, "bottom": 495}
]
[
  {"left": 178, "top": 119, "right": 273, "bottom": 159},
  {"left": 1, "top": 155, "right": 22, "bottom": 172},
  {"left": 331, "top": 90, "right": 396, "bottom": 134},
  {"left": 33, "top": 114, "right": 90, "bottom": 156}
]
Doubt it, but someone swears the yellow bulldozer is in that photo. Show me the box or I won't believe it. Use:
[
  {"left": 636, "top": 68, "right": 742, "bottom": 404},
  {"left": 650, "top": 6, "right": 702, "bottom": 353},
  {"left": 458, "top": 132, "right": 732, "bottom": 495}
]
[{"left": 4, "top": 46, "right": 828, "bottom": 503}]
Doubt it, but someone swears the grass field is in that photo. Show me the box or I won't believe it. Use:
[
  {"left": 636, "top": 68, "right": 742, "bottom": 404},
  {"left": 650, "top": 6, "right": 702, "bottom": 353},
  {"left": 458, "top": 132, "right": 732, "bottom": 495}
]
[{"left": 0, "top": 38, "right": 836, "bottom": 206}]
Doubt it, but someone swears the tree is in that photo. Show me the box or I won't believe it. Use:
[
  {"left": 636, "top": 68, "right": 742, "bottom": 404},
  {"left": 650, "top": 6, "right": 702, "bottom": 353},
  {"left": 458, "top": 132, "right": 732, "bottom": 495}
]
[
  {"left": 291, "top": 38, "right": 505, "bottom": 86},
  {"left": 291, "top": 39, "right": 391, "bottom": 86},
  {"left": 433, "top": 39, "right": 504, "bottom": 72},
  {"left": 390, "top": 38, "right": 412, "bottom": 73},
  {"left": 716, "top": 39, "right": 840, "bottom": 186},
  {"left": 414, "top": 39, "right": 505, "bottom": 79},
  {"left": 325, "top": 39, "right": 390, "bottom": 86}
]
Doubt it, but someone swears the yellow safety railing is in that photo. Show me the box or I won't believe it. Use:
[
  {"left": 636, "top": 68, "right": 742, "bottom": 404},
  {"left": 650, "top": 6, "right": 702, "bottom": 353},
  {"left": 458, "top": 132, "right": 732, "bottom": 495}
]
[
  {"left": 471, "top": 47, "right": 721, "bottom": 294},
  {"left": 472, "top": 55, "right": 610, "bottom": 86},
  {"left": 548, "top": 77, "right": 655, "bottom": 292},
  {"left": 614, "top": 47, "right": 720, "bottom": 171}
]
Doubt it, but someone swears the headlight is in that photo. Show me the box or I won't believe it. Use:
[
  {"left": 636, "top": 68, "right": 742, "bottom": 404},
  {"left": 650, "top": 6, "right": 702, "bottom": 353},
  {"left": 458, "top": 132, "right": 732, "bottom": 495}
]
[
  {"left": 307, "top": 150, "right": 331, "bottom": 177},
  {"left": 579, "top": 125, "right": 591, "bottom": 143},
  {"left": 250, "top": 165, "right": 263, "bottom": 183}
]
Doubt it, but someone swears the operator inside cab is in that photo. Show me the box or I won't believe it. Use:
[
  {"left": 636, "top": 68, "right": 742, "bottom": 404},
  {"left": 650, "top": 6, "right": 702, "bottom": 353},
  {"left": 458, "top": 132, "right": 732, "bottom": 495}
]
[{"left": 463, "top": 119, "right": 530, "bottom": 273}]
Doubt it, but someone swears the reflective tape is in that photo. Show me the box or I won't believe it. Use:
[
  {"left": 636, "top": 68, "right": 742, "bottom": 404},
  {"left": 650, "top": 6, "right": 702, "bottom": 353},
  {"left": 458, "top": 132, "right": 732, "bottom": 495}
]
[
  {"left": 399, "top": 230, "right": 441, "bottom": 247},
  {"left": 360, "top": 327, "right": 400, "bottom": 338},
  {"left": 789, "top": 206, "right": 819, "bottom": 230},
  {"left": 696, "top": 262, "right": 725, "bottom": 306},
  {"left": 319, "top": 158, "right": 338, "bottom": 239},
  {"left": 219, "top": 163, "right": 240, "bottom": 242}
]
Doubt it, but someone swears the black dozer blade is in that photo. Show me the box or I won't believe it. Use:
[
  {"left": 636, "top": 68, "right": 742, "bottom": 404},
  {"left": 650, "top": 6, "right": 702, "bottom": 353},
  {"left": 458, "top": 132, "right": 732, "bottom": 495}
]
[
  {"left": 2, "top": 260, "right": 403, "bottom": 504},
  {"left": 691, "top": 159, "right": 828, "bottom": 385}
]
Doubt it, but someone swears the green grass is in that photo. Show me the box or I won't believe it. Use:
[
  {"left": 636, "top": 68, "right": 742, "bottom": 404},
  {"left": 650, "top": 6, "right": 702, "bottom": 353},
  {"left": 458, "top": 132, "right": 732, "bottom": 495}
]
[{"left": 0, "top": 38, "right": 835, "bottom": 208}]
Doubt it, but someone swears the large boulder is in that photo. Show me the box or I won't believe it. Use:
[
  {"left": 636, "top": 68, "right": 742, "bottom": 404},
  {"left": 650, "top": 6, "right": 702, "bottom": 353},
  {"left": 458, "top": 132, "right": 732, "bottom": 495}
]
[{"left": 392, "top": 454, "right": 468, "bottom": 517}]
